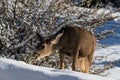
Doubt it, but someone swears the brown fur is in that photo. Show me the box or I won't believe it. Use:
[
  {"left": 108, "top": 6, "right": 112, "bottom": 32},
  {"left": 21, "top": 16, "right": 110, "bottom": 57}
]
[{"left": 33, "top": 26, "right": 96, "bottom": 73}]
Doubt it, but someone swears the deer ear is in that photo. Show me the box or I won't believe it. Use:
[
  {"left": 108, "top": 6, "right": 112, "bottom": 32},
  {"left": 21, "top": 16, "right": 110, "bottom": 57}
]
[{"left": 52, "top": 31, "right": 64, "bottom": 44}]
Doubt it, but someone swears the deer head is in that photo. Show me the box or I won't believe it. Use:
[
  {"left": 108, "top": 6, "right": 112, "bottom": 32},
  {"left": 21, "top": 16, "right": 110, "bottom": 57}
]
[{"left": 33, "top": 32, "right": 63, "bottom": 61}]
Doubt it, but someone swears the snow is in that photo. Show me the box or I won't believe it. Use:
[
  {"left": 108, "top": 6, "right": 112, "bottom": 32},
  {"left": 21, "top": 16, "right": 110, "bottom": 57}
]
[
  {"left": 0, "top": 58, "right": 114, "bottom": 80},
  {"left": 94, "top": 45, "right": 120, "bottom": 80},
  {"left": 107, "top": 67, "right": 120, "bottom": 80},
  {"left": 94, "top": 45, "right": 120, "bottom": 61},
  {"left": 0, "top": 45, "right": 120, "bottom": 80}
]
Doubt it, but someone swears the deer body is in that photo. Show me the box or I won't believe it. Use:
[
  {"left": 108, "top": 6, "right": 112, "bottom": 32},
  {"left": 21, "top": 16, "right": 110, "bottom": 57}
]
[{"left": 33, "top": 26, "right": 96, "bottom": 73}]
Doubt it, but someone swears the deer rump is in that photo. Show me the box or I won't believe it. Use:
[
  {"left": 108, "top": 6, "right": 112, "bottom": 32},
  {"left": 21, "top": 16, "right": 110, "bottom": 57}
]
[{"left": 34, "top": 26, "right": 96, "bottom": 73}]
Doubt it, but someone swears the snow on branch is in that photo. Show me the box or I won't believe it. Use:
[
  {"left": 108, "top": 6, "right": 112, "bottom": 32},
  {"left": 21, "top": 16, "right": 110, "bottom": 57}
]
[{"left": 9, "top": 34, "right": 36, "bottom": 50}]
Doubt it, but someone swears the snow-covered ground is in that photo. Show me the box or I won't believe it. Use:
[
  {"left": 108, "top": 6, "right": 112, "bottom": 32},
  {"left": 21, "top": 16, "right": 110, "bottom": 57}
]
[
  {"left": 0, "top": 45, "right": 120, "bottom": 80},
  {"left": 0, "top": 58, "right": 114, "bottom": 80},
  {"left": 94, "top": 45, "right": 120, "bottom": 80}
]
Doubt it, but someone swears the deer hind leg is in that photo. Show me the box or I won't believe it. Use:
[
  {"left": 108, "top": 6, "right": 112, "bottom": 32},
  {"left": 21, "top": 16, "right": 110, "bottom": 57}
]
[
  {"left": 88, "top": 53, "right": 93, "bottom": 68},
  {"left": 59, "top": 53, "right": 65, "bottom": 69},
  {"left": 72, "top": 52, "right": 78, "bottom": 71},
  {"left": 77, "top": 56, "right": 90, "bottom": 73}
]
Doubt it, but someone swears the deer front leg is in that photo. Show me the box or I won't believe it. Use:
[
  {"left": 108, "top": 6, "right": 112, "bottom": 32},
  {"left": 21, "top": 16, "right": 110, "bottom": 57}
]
[
  {"left": 59, "top": 53, "right": 64, "bottom": 69},
  {"left": 72, "top": 53, "right": 78, "bottom": 71}
]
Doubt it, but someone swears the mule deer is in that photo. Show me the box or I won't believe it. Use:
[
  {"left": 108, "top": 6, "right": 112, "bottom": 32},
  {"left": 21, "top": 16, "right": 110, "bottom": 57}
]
[{"left": 33, "top": 26, "right": 96, "bottom": 73}]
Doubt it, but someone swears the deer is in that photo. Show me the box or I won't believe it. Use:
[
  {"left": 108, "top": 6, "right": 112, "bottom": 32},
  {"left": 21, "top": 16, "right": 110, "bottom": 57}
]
[{"left": 33, "top": 26, "right": 96, "bottom": 73}]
